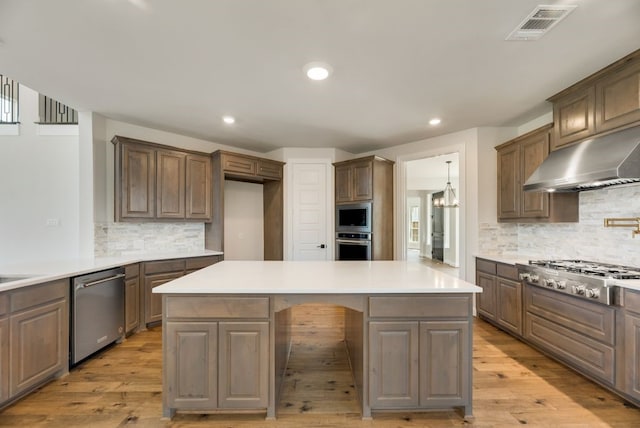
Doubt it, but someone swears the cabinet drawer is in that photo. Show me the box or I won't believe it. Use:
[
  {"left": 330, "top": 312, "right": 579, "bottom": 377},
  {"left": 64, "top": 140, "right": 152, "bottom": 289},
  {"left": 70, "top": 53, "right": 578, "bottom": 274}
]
[
  {"left": 369, "top": 296, "right": 471, "bottom": 318},
  {"left": 496, "top": 263, "right": 518, "bottom": 281},
  {"left": 0, "top": 293, "right": 7, "bottom": 316},
  {"left": 125, "top": 263, "right": 140, "bottom": 278},
  {"left": 625, "top": 289, "right": 640, "bottom": 315},
  {"left": 525, "top": 312, "right": 614, "bottom": 385},
  {"left": 166, "top": 296, "right": 270, "bottom": 319},
  {"left": 525, "top": 285, "right": 614, "bottom": 345},
  {"left": 144, "top": 259, "right": 186, "bottom": 275},
  {"left": 10, "top": 279, "right": 68, "bottom": 313},
  {"left": 476, "top": 259, "right": 497, "bottom": 275},
  {"left": 257, "top": 159, "right": 282, "bottom": 179},
  {"left": 222, "top": 153, "right": 256, "bottom": 175},
  {"left": 185, "top": 256, "right": 221, "bottom": 271}
]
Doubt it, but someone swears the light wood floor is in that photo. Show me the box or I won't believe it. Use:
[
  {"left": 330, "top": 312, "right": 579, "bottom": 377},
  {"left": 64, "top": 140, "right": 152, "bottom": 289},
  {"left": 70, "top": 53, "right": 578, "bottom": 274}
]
[{"left": 1, "top": 305, "right": 639, "bottom": 427}]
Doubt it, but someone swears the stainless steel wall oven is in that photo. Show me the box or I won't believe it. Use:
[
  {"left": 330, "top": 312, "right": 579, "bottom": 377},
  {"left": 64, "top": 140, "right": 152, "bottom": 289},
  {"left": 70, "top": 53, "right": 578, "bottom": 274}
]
[{"left": 336, "top": 232, "right": 372, "bottom": 260}]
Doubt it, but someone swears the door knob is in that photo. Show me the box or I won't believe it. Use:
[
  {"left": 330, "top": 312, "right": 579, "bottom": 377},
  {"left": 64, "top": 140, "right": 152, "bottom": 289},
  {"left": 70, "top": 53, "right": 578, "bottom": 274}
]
[{"left": 318, "top": 244, "right": 326, "bottom": 248}]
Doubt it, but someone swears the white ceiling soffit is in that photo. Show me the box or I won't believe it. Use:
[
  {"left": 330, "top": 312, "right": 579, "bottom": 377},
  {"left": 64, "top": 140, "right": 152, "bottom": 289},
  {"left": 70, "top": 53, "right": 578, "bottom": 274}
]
[{"left": 506, "top": 4, "right": 578, "bottom": 41}]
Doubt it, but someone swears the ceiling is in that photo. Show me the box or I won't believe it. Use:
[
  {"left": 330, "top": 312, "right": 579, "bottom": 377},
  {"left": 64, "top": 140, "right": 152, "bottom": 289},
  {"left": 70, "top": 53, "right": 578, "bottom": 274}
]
[{"left": 0, "top": 1, "right": 639, "bottom": 154}]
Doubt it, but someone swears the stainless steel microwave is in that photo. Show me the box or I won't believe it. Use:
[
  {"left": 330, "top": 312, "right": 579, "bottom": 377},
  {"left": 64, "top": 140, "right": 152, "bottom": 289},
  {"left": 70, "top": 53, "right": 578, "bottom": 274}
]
[{"left": 336, "top": 202, "right": 372, "bottom": 233}]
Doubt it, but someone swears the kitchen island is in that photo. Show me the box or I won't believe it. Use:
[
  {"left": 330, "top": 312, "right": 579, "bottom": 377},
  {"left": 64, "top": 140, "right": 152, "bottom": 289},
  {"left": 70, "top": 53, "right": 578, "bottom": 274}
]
[{"left": 153, "top": 261, "right": 482, "bottom": 420}]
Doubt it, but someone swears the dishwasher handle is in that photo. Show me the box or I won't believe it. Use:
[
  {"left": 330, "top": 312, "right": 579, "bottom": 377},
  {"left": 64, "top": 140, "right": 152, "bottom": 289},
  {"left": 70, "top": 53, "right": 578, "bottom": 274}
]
[{"left": 76, "top": 273, "right": 125, "bottom": 290}]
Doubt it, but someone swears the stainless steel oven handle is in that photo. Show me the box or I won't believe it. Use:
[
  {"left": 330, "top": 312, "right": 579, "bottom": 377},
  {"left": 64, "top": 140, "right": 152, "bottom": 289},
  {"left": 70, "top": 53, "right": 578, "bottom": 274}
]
[
  {"left": 77, "top": 273, "right": 125, "bottom": 290},
  {"left": 336, "top": 239, "right": 371, "bottom": 245}
]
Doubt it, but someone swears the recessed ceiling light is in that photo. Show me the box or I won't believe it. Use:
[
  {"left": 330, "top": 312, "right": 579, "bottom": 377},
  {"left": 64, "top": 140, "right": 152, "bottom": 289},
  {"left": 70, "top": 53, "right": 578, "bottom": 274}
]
[
  {"left": 222, "top": 116, "right": 235, "bottom": 125},
  {"left": 429, "top": 118, "right": 441, "bottom": 126},
  {"left": 303, "top": 62, "right": 332, "bottom": 81}
]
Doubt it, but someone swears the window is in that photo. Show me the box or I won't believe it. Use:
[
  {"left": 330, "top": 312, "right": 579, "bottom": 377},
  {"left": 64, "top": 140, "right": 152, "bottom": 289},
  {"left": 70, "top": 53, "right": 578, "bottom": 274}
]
[{"left": 0, "top": 75, "right": 19, "bottom": 124}]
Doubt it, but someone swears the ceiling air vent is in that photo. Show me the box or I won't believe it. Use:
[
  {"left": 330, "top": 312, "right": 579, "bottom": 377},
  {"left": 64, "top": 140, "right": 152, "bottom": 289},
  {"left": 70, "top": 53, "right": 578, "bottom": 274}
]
[{"left": 506, "top": 5, "right": 577, "bottom": 41}]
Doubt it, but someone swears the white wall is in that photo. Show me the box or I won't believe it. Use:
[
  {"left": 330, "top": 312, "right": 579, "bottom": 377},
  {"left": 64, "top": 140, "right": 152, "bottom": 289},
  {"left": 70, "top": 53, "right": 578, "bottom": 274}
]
[
  {"left": 223, "top": 180, "right": 264, "bottom": 260},
  {"left": 0, "top": 85, "right": 80, "bottom": 264}
]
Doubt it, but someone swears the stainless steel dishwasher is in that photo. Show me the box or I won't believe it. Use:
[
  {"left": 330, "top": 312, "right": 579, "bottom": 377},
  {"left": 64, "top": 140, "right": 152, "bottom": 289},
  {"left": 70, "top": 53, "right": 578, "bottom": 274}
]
[{"left": 71, "top": 267, "right": 125, "bottom": 366}]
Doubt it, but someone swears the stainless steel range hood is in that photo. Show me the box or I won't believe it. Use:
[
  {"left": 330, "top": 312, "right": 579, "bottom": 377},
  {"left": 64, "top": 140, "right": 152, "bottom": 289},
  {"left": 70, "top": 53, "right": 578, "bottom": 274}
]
[{"left": 523, "top": 126, "right": 640, "bottom": 192}]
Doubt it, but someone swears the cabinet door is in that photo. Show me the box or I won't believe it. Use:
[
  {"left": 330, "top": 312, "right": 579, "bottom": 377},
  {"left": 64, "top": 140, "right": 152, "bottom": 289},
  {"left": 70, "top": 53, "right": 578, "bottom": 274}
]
[
  {"left": 496, "top": 278, "right": 522, "bottom": 336},
  {"left": 10, "top": 300, "right": 67, "bottom": 396},
  {"left": 352, "top": 160, "right": 373, "bottom": 201},
  {"left": 335, "top": 164, "right": 353, "bottom": 203},
  {"left": 186, "top": 154, "right": 212, "bottom": 220},
  {"left": 369, "top": 321, "right": 419, "bottom": 408},
  {"left": 552, "top": 86, "right": 596, "bottom": 150},
  {"left": 419, "top": 321, "right": 469, "bottom": 406},
  {"left": 165, "top": 322, "right": 218, "bottom": 409},
  {"left": 0, "top": 317, "right": 8, "bottom": 403},
  {"left": 595, "top": 60, "right": 640, "bottom": 133},
  {"left": 476, "top": 272, "right": 497, "bottom": 321},
  {"left": 222, "top": 153, "right": 256, "bottom": 175},
  {"left": 145, "top": 272, "right": 183, "bottom": 324},
  {"left": 124, "top": 276, "right": 140, "bottom": 334},
  {"left": 625, "top": 312, "right": 640, "bottom": 401},
  {"left": 218, "top": 322, "right": 269, "bottom": 409},
  {"left": 257, "top": 159, "right": 282, "bottom": 179},
  {"left": 520, "top": 131, "right": 549, "bottom": 218},
  {"left": 497, "top": 143, "right": 520, "bottom": 219},
  {"left": 120, "top": 143, "right": 156, "bottom": 219},
  {"left": 156, "top": 149, "right": 186, "bottom": 219}
]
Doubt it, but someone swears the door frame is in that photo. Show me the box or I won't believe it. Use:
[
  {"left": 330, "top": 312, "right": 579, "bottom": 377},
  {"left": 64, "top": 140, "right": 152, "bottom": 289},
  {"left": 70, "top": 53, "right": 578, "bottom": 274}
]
[
  {"left": 285, "top": 159, "right": 334, "bottom": 261},
  {"left": 396, "top": 145, "right": 466, "bottom": 278}
]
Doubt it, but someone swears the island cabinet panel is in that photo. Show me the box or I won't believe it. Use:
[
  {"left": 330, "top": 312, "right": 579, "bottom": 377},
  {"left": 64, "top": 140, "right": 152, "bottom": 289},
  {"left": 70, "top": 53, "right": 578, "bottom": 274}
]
[
  {"left": 165, "top": 322, "right": 217, "bottom": 409},
  {"left": 369, "top": 321, "right": 419, "bottom": 408},
  {"left": 218, "top": 322, "right": 269, "bottom": 409},
  {"left": 156, "top": 149, "right": 186, "bottom": 219},
  {"left": 124, "top": 264, "right": 140, "bottom": 335},
  {"left": 419, "top": 321, "right": 469, "bottom": 407}
]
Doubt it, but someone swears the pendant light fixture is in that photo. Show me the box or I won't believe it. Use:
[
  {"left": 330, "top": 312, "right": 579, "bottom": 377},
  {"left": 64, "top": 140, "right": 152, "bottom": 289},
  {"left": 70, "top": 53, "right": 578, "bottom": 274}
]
[{"left": 442, "top": 160, "right": 459, "bottom": 208}]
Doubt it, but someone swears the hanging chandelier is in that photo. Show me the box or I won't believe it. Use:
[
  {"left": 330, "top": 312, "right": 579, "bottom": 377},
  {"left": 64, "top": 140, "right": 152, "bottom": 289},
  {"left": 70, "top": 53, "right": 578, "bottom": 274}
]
[{"left": 442, "top": 160, "right": 459, "bottom": 208}]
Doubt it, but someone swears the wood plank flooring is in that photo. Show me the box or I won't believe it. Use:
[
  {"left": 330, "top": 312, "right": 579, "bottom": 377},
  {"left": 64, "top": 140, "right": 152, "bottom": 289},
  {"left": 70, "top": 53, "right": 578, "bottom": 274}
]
[{"left": 1, "top": 305, "right": 639, "bottom": 427}]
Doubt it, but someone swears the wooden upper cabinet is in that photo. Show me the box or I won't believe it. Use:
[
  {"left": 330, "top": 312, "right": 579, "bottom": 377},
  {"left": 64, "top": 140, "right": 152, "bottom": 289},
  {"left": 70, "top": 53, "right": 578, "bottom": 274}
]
[
  {"left": 217, "top": 151, "right": 284, "bottom": 181},
  {"left": 496, "top": 124, "right": 578, "bottom": 223},
  {"left": 112, "top": 136, "right": 212, "bottom": 222},
  {"left": 118, "top": 142, "right": 156, "bottom": 220},
  {"left": 257, "top": 159, "right": 283, "bottom": 180},
  {"left": 551, "top": 86, "right": 595, "bottom": 150},
  {"left": 156, "top": 149, "right": 186, "bottom": 219},
  {"left": 595, "top": 60, "right": 640, "bottom": 133},
  {"left": 549, "top": 49, "right": 640, "bottom": 151},
  {"left": 334, "top": 157, "right": 377, "bottom": 203},
  {"left": 334, "top": 164, "right": 353, "bottom": 203},
  {"left": 221, "top": 153, "right": 256, "bottom": 176},
  {"left": 352, "top": 160, "right": 374, "bottom": 201},
  {"left": 186, "top": 154, "right": 212, "bottom": 220}
]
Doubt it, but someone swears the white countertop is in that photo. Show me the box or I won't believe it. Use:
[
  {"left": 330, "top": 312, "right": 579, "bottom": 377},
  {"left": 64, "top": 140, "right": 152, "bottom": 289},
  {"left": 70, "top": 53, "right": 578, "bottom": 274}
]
[
  {"left": 152, "top": 260, "right": 482, "bottom": 294},
  {"left": 0, "top": 250, "right": 223, "bottom": 293}
]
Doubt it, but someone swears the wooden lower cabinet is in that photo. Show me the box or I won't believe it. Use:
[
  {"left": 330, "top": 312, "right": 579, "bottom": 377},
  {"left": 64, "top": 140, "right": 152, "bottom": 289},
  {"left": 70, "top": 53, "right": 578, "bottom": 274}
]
[
  {"left": 165, "top": 322, "right": 218, "bottom": 409},
  {"left": 218, "top": 322, "right": 269, "bottom": 408},
  {"left": 369, "top": 322, "right": 419, "bottom": 408},
  {"left": 624, "top": 313, "right": 640, "bottom": 401},
  {"left": 145, "top": 272, "right": 183, "bottom": 324},
  {"left": 476, "top": 272, "right": 497, "bottom": 321},
  {"left": 496, "top": 278, "right": 522, "bottom": 336},
  {"left": 0, "top": 316, "right": 8, "bottom": 403},
  {"left": 475, "top": 258, "right": 523, "bottom": 336},
  {"left": 124, "top": 264, "right": 140, "bottom": 334}
]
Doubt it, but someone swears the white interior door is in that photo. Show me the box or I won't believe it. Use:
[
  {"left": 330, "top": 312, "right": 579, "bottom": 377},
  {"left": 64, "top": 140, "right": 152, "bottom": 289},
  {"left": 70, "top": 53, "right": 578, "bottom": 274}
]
[{"left": 291, "top": 162, "right": 329, "bottom": 260}]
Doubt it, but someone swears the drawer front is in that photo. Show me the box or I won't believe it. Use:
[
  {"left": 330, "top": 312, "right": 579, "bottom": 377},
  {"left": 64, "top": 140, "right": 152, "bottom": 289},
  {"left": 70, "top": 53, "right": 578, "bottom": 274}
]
[
  {"left": 369, "top": 295, "right": 471, "bottom": 319},
  {"left": 525, "top": 312, "right": 615, "bottom": 385},
  {"left": 496, "top": 263, "right": 518, "bottom": 281},
  {"left": 185, "top": 256, "right": 221, "bottom": 271},
  {"left": 222, "top": 154, "right": 256, "bottom": 175},
  {"left": 525, "top": 285, "right": 614, "bottom": 345},
  {"left": 476, "top": 259, "right": 497, "bottom": 275},
  {"left": 125, "top": 263, "right": 140, "bottom": 278},
  {"left": 11, "top": 279, "right": 68, "bottom": 313},
  {"left": 144, "top": 259, "right": 186, "bottom": 275},
  {"left": 0, "top": 293, "right": 7, "bottom": 316},
  {"left": 625, "top": 288, "right": 640, "bottom": 315},
  {"left": 257, "top": 160, "right": 282, "bottom": 179},
  {"left": 166, "top": 296, "right": 270, "bottom": 319}
]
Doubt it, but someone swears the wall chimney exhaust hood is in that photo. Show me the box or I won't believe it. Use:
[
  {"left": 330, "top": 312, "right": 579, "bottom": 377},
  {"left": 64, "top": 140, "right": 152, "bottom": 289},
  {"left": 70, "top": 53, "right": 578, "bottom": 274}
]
[{"left": 523, "top": 126, "right": 640, "bottom": 193}]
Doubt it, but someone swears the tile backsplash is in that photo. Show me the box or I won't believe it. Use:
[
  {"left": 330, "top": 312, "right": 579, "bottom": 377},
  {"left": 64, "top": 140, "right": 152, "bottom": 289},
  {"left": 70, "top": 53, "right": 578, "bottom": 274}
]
[
  {"left": 94, "top": 222, "right": 204, "bottom": 256},
  {"left": 480, "top": 184, "right": 640, "bottom": 267}
]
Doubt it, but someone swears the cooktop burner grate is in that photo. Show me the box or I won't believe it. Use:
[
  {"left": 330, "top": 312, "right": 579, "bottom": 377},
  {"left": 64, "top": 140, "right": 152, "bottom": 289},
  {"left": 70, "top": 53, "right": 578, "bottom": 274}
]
[{"left": 528, "top": 259, "right": 640, "bottom": 280}]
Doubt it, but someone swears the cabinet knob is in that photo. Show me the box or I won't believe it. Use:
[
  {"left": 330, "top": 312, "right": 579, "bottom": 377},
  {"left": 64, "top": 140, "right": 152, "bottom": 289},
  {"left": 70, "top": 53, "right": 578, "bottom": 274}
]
[{"left": 318, "top": 244, "right": 326, "bottom": 249}]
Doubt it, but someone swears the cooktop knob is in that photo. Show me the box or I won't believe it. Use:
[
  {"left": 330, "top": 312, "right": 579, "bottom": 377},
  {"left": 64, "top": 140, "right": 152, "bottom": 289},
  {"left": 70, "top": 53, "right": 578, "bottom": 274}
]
[
  {"left": 572, "top": 285, "right": 586, "bottom": 295},
  {"left": 586, "top": 288, "right": 600, "bottom": 299},
  {"left": 556, "top": 280, "right": 567, "bottom": 290},
  {"left": 519, "top": 273, "right": 531, "bottom": 281},
  {"left": 546, "top": 278, "right": 557, "bottom": 288},
  {"left": 530, "top": 274, "right": 540, "bottom": 283}
]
